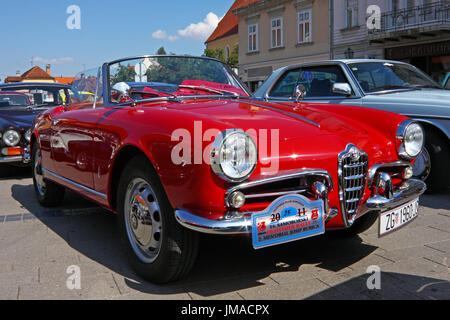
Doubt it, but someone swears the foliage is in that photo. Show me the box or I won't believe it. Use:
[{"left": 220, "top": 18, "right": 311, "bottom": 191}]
[{"left": 203, "top": 45, "right": 238, "bottom": 68}]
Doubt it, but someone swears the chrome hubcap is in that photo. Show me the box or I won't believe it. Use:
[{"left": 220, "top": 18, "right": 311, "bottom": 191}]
[
  {"left": 124, "top": 178, "right": 162, "bottom": 263},
  {"left": 34, "top": 151, "right": 46, "bottom": 196},
  {"left": 412, "top": 148, "right": 431, "bottom": 181}
]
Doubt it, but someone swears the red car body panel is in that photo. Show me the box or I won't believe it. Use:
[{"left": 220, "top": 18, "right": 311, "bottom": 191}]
[{"left": 33, "top": 97, "right": 410, "bottom": 230}]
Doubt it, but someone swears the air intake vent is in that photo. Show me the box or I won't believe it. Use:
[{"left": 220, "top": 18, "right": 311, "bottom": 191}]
[{"left": 338, "top": 144, "right": 368, "bottom": 226}]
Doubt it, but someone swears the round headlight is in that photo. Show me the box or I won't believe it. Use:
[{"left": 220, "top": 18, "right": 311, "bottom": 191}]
[
  {"left": 3, "top": 130, "right": 20, "bottom": 147},
  {"left": 397, "top": 120, "right": 424, "bottom": 159},
  {"left": 210, "top": 129, "right": 257, "bottom": 182},
  {"left": 25, "top": 129, "right": 31, "bottom": 142}
]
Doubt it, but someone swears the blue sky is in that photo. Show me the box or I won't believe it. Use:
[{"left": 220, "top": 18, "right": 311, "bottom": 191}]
[{"left": 0, "top": 0, "right": 234, "bottom": 82}]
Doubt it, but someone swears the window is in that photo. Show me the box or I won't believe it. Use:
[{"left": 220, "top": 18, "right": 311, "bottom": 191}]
[
  {"left": 298, "top": 9, "right": 312, "bottom": 43},
  {"left": 271, "top": 17, "right": 283, "bottom": 48},
  {"left": 346, "top": 0, "right": 358, "bottom": 28},
  {"left": 248, "top": 24, "right": 258, "bottom": 52},
  {"left": 270, "top": 66, "right": 351, "bottom": 98},
  {"left": 270, "top": 69, "right": 301, "bottom": 97}
]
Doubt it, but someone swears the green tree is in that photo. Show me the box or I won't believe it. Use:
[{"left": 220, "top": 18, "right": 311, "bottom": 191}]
[
  {"left": 203, "top": 46, "right": 238, "bottom": 68},
  {"left": 156, "top": 47, "right": 167, "bottom": 55}
]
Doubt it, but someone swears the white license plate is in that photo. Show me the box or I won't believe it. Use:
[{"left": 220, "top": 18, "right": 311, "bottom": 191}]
[{"left": 379, "top": 198, "right": 419, "bottom": 236}]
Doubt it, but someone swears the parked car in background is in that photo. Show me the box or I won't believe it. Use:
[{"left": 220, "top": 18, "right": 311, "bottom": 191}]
[
  {"left": 254, "top": 59, "right": 450, "bottom": 192},
  {"left": 443, "top": 72, "right": 450, "bottom": 90},
  {"left": 31, "top": 55, "right": 425, "bottom": 283},
  {"left": 0, "top": 82, "right": 73, "bottom": 167}
]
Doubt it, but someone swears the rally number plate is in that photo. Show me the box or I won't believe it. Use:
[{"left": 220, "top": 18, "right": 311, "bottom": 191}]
[{"left": 252, "top": 194, "right": 325, "bottom": 249}]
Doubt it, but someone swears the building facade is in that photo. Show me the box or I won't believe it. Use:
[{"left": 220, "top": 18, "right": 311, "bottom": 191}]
[
  {"left": 234, "top": 0, "right": 331, "bottom": 92},
  {"left": 333, "top": 0, "right": 450, "bottom": 83},
  {"left": 205, "top": 0, "right": 242, "bottom": 63}
]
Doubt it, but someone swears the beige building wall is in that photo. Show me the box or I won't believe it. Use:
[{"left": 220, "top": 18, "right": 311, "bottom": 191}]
[
  {"left": 235, "top": 0, "right": 330, "bottom": 88},
  {"left": 206, "top": 34, "right": 239, "bottom": 58}
]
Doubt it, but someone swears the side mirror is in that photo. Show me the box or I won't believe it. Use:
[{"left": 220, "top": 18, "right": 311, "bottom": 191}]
[
  {"left": 332, "top": 83, "right": 352, "bottom": 96},
  {"left": 295, "top": 84, "right": 306, "bottom": 102},
  {"left": 111, "top": 82, "right": 131, "bottom": 103}
]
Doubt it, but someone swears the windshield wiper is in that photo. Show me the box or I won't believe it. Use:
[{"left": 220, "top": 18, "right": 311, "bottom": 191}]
[
  {"left": 130, "top": 89, "right": 182, "bottom": 103},
  {"left": 177, "top": 85, "right": 239, "bottom": 97}
]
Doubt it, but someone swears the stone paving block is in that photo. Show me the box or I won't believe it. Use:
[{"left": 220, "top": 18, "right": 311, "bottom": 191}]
[
  {"left": 361, "top": 224, "right": 450, "bottom": 252},
  {"left": 238, "top": 278, "right": 329, "bottom": 300},
  {"left": 182, "top": 275, "right": 276, "bottom": 300}
]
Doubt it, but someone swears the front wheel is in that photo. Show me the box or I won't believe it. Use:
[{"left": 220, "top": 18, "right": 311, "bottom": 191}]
[
  {"left": 31, "top": 143, "right": 65, "bottom": 207},
  {"left": 117, "top": 155, "right": 199, "bottom": 283},
  {"left": 422, "top": 130, "right": 450, "bottom": 193}
]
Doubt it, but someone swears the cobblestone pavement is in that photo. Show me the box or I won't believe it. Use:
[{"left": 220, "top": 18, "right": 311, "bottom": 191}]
[{"left": 0, "top": 166, "right": 449, "bottom": 300}]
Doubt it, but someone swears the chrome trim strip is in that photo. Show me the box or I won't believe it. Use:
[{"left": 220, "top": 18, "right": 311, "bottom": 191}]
[
  {"left": 368, "top": 160, "right": 412, "bottom": 187},
  {"left": 0, "top": 156, "right": 23, "bottom": 163},
  {"left": 244, "top": 188, "right": 308, "bottom": 199},
  {"left": 226, "top": 169, "right": 333, "bottom": 201},
  {"left": 42, "top": 168, "right": 107, "bottom": 199}
]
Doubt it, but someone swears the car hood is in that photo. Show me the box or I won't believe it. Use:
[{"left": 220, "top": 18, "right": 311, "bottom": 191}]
[
  {"left": 161, "top": 98, "right": 399, "bottom": 166},
  {"left": 363, "top": 88, "right": 450, "bottom": 118},
  {"left": 0, "top": 108, "right": 42, "bottom": 131}
]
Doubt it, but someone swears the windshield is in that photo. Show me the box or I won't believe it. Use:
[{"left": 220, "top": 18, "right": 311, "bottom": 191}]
[
  {"left": 348, "top": 62, "right": 440, "bottom": 93},
  {"left": 0, "top": 94, "right": 30, "bottom": 107},
  {"left": 0, "top": 86, "right": 70, "bottom": 107},
  {"left": 108, "top": 56, "right": 249, "bottom": 103}
]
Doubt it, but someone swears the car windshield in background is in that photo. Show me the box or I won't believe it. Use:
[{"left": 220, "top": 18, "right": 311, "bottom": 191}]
[
  {"left": 349, "top": 62, "right": 441, "bottom": 93},
  {"left": 108, "top": 56, "right": 249, "bottom": 103},
  {"left": 0, "top": 94, "right": 30, "bottom": 108},
  {"left": 0, "top": 86, "right": 69, "bottom": 107},
  {"left": 71, "top": 68, "right": 101, "bottom": 104}
]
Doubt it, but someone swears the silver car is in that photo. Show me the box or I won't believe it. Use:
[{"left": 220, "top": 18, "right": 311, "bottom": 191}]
[{"left": 254, "top": 59, "right": 450, "bottom": 192}]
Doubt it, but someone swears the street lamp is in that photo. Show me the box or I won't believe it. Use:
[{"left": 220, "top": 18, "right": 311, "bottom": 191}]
[{"left": 345, "top": 47, "right": 354, "bottom": 59}]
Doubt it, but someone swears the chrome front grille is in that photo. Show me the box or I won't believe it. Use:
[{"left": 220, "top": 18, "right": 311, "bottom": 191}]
[{"left": 338, "top": 144, "right": 369, "bottom": 226}]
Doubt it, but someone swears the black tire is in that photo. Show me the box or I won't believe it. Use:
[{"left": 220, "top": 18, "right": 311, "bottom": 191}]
[
  {"left": 31, "top": 143, "right": 65, "bottom": 207},
  {"left": 116, "top": 155, "right": 199, "bottom": 283},
  {"left": 424, "top": 130, "right": 450, "bottom": 193}
]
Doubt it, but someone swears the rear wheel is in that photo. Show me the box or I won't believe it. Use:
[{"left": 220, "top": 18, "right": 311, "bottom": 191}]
[
  {"left": 31, "top": 143, "right": 65, "bottom": 207},
  {"left": 117, "top": 155, "right": 199, "bottom": 283}
]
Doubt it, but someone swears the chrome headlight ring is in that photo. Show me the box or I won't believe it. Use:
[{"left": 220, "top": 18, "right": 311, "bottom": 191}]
[
  {"left": 396, "top": 120, "right": 424, "bottom": 160},
  {"left": 25, "top": 129, "right": 31, "bottom": 142},
  {"left": 210, "top": 129, "right": 258, "bottom": 182},
  {"left": 3, "top": 129, "right": 21, "bottom": 147}
]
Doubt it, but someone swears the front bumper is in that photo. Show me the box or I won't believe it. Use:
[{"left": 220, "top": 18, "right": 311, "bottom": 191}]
[
  {"left": 175, "top": 178, "right": 426, "bottom": 235},
  {"left": 0, "top": 147, "right": 30, "bottom": 164},
  {"left": 361, "top": 178, "right": 426, "bottom": 212}
]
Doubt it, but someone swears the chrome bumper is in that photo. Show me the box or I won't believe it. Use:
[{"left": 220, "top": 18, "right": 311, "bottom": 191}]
[
  {"left": 175, "top": 179, "right": 426, "bottom": 235},
  {"left": 0, "top": 147, "right": 30, "bottom": 164},
  {"left": 361, "top": 178, "right": 426, "bottom": 212},
  {"left": 175, "top": 207, "right": 339, "bottom": 235},
  {"left": 0, "top": 156, "right": 24, "bottom": 163}
]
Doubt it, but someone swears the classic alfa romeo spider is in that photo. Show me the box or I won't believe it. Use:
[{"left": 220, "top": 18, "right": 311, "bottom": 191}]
[{"left": 31, "top": 55, "right": 426, "bottom": 283}]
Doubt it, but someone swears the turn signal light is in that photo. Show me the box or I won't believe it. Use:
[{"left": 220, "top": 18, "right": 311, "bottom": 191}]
[{"left": 1, "top": 147, "right": 22, "bottom": 156}]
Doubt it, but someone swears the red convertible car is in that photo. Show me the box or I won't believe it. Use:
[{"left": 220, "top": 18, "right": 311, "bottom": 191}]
[{"left": 31, "top": 55, "right": 426, "bottom": 283}]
